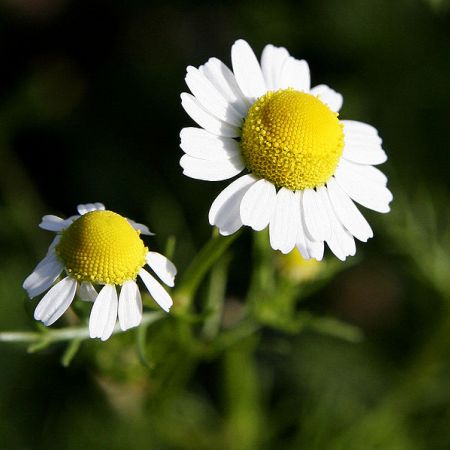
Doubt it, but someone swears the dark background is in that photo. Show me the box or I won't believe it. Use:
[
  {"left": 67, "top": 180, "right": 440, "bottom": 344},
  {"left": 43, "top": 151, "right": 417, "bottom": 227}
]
[{"left": 0, "top": 0, "right": 449, "bottom": 449}]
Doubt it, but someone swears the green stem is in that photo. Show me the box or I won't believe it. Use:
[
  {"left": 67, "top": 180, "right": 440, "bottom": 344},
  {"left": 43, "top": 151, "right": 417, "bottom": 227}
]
[
  {"left": 0, "top": 311, "right": 164, "bottom": 346},
  {"left": 173, "top": 229, "right": 242, "bottom": 312},
  {"left": 202, "top": 253, "right": 231, "bottom": 340},
  {"left": 300, "top": 313, "right": 363, "bottom": 343}
]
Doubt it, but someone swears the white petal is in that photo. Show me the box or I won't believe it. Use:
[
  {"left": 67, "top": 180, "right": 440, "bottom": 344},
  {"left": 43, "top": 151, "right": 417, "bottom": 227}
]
[
  {"left": 146, "top": 252, "right": 177, "bottom": 287},
  {"left": 181, "top": 93, "right": 240, "bottom": 138},
  {"left": 302, "top": 188, "right": 332, "bottom": 241},
  {"left": 23, "top": 252, "right": 64, "bottom": 298},
  {"left": 77, "top": 203, "right": 105, "bottom": 215},
  {"left": 180, "top": 154, "right": 244, "bottom": 181},
  {"left": 240, "top": 179, "right": 277, "bottom": 231},
  {"left": 77, "top": 281, "right": 98, "bottom": 302},
  {"left": 209, "top": 174, "right": 257, "bottom": 236},
  {"left": 185, "top": 66, "right": 243, "bottom": 126},
  {"left": 295, "top": 220, "right": 310, "bottom": 259},
  {"left": 295, "top": 200, "right": 324, "bottom": 261},
  {"left": 127, "top": 219, "right": 154, "bottom": 235},
  {"left": 344, "top": 134, "right": 383, "bottom": 150},
  {"left": 342, "top": 121, "right": 385, "bottom": 166},
  {"left": 343, "top": 126, "right": 382, "bottom": 147},
  {"left": 118, "top": 280, "right": 143, "bottom": 331},
  {"left": 269, "top": 188, "right": 301, "bottom": 254},
  {"left": 321, "top": 191, "right": 356, "bottom": 261},
  {"left": 34, "top": 276, "right": 77, "bottom": 326},
  {"left": 89, "top": 284, "right": 118, "bottom": 341},
  {"left": 339, "top": 159, "right": 388, "bottom": 185},
  {"left": 139, "top": 269, "right": 173, "bottom": 312},
  {"left": 343, "top": 143, "right": 387, "bottom": 165},
  {"left": 180, "top": 127, "right": 240, "bottom": 161},
  {"left": 279, "top": 57, "right": 310, "bottom": 92},
  {"left": 200, "top": 57, "right": 249, "bottom": 117},
  {"left": 335, "top": 162, "right": 392, "bottom": 213},
  {"left": 310, "top": 84, "right": 343, "bottom": 112},
  {"left": 39, "top": 215, "right": 71, "bottom": 232},
  {"left": 326, "top": 177, "right": 373, "bottom": 242},
  {"left": 261, "top": 44, "right": 290, "bottom": 91},
  {"left": 47, "top": 235, "right": 61, "bottom": 254},
  {"left": 341, "top": 120, "right": 378, "bottom": 136},
  {"left": 307, "top": 239, "right": 325, "bottom": 261},
  {"left": 231, "top": 39, "right": 266, "bottom": 102}
]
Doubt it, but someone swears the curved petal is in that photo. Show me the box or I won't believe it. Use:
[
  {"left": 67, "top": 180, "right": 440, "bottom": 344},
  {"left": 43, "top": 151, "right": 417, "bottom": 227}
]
[
  {"left": 339, "top": 159, "right": 388, "bottom": 185},
  {"left": 146, "top": 252, "right": 177, "bottom": 287},
  {"left": 296, "top": 198, "right": 324, "bottom": 261},
  {"left": 343, "top": 123, "right": 382, "bottom": 146},
  {"left": 23, "top": 252, "right": 64, "bottom": 299},
  {"left": 118, "top": 280, "right": 143, "bottom": 331},
  {"left": 139, "top": 269, "right": 173, "bottom": 312},
  {"left": 342, "top": 143, "right": 387, "bottom": 165},
  {"left": 321, "top": 190, "right": 356, "bottom": 261},
  {"left": 279, "top": 57, "right": 310, "bottom": 92},
  {"left": 261, "top": 44, "right": 290, "bottom": 91},
  {"left": 39, "top": 215, "right": 71, "bottom": 232},
  {"left": 77, "top": 203, "right": 105, "bottom": 215},
  {"left": 334, "top": 161, "right": 392, "bottom": 213},
  {"left": 209, "top": 174, "right": 257, "bottom": 236},
  {"left": 240, "top": 179, "right": 277, "bottom": 231},
  {"left": 269, "top": 188, "right": 301, "bottom": 254},
  {"left": 180, "top": 154, "right": 244, "bottom": 181},
  {"left": 48, "top": 235, "right": 61, "bottom": 254},
  {"left": 77, "top": 281, "right": 98, "bottom": 302},
  {"left": 34, "top": 276, "right": 77, "bottom": 326},
  {"left": 181, "top": 93, "right": 240, "bottom": 138},
  {"left": 185, "top": 66, "right": 243, "bottom": 126},
  {"left": 127, "top": 219, "right": 154, "bottom": 236},
  {"left": 341, "top": 120, "right": 378, "bottom": 136},
  {"left": 180, "top": 127, "right": 240, "bottom": 161},
  {"left": 231, "top": 39, "right": 266, "bottom": 102},
  {"left": 89, "top": 284, "right": 118, "bottom": 341},
  {"left": 200, "top": 57, "right": 250, "bottom": 117},
  {"left": 310, "top": 84, "right": 343, "bottom": 112},
  {"left": 342, "top": 121, "right": 386, "bottom": 165},
  {"left": 307, "top": 239, "right": 325, "bottom": 261},
  {"left": 302, "top": 188, "right": 331, "bottom": 241},
  {"left": 326, "top": 177, "right": 373, "bottom": 242}
]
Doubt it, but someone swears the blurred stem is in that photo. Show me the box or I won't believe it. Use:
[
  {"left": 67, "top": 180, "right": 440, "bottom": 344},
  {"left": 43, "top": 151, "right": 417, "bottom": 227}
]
[
  {"left": 223, "top": 336, "right": 264, "bottom": 450},
  {"left": 164, "top": 235, "right": 176, "bottom": 261},
  {"left": 202, "top": 253, "right": 231, "bottom": 340},
  {"left": 299, "top": 312, "right": 363, "bottom": 343},
  {"left": 173, "top": 229, "right": 242, "bottom": 313},
  {"left": 246, "top": 230, "right": 275, "bottom": 306},
  {"left": 0, "top": 311, "right": 164, "bottom": 348},
  {"left": 214, "top": 319, "right": 261, "bottom": 354}
]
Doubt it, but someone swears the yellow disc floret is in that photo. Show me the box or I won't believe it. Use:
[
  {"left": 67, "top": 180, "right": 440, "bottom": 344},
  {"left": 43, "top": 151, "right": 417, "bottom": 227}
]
[
  {"left": 241, "top": 88, "right": 344, "bottom": 190},
  {"left": 56, "top": 210, "right": 148, "bottom": 285}
]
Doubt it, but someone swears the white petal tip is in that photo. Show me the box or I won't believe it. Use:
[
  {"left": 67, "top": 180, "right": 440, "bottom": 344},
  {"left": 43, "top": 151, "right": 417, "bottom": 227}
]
[{"left": 217, "top": 228, "right": 236, "bottom": 237}]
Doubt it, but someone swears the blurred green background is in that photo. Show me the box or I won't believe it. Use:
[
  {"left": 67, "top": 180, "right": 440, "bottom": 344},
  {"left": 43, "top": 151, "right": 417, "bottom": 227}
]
[{"left": 1, "top": 0, "right": 450, "bottom": 449}]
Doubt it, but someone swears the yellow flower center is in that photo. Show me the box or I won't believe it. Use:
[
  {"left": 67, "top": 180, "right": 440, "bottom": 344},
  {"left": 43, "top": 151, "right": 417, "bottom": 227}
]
[
  {"left": 241, "top": 89, "right": 344, "bottom": 190},
  {"left": 56, "top": 210, "right": 148, "bottom": 285}
]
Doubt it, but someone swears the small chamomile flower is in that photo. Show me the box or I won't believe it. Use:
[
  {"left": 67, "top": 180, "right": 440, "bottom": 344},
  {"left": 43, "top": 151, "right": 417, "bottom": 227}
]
[
  {"left": 23, "top": 203, "right": 177, "bottom": 341},
  {"left": 180, "top": 39, "right": 392, "bottom": 261}
]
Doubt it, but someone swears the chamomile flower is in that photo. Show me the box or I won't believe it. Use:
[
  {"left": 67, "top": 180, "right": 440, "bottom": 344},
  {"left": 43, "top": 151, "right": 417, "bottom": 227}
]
[
  {"left": 23, "top": 203, "right": 176, "bottom": 341},
  {"left": 180, "top": 39, "right": 392, "bottom": 260}
]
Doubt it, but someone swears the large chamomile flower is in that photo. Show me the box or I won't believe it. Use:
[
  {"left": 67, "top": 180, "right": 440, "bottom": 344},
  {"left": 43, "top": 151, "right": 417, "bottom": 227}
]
[
  {"left": 180, "top": 39, "right": 392, "bottom": 260},
  {"left": 23, "top": 203, "right": 176, "bottom": 341}
]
